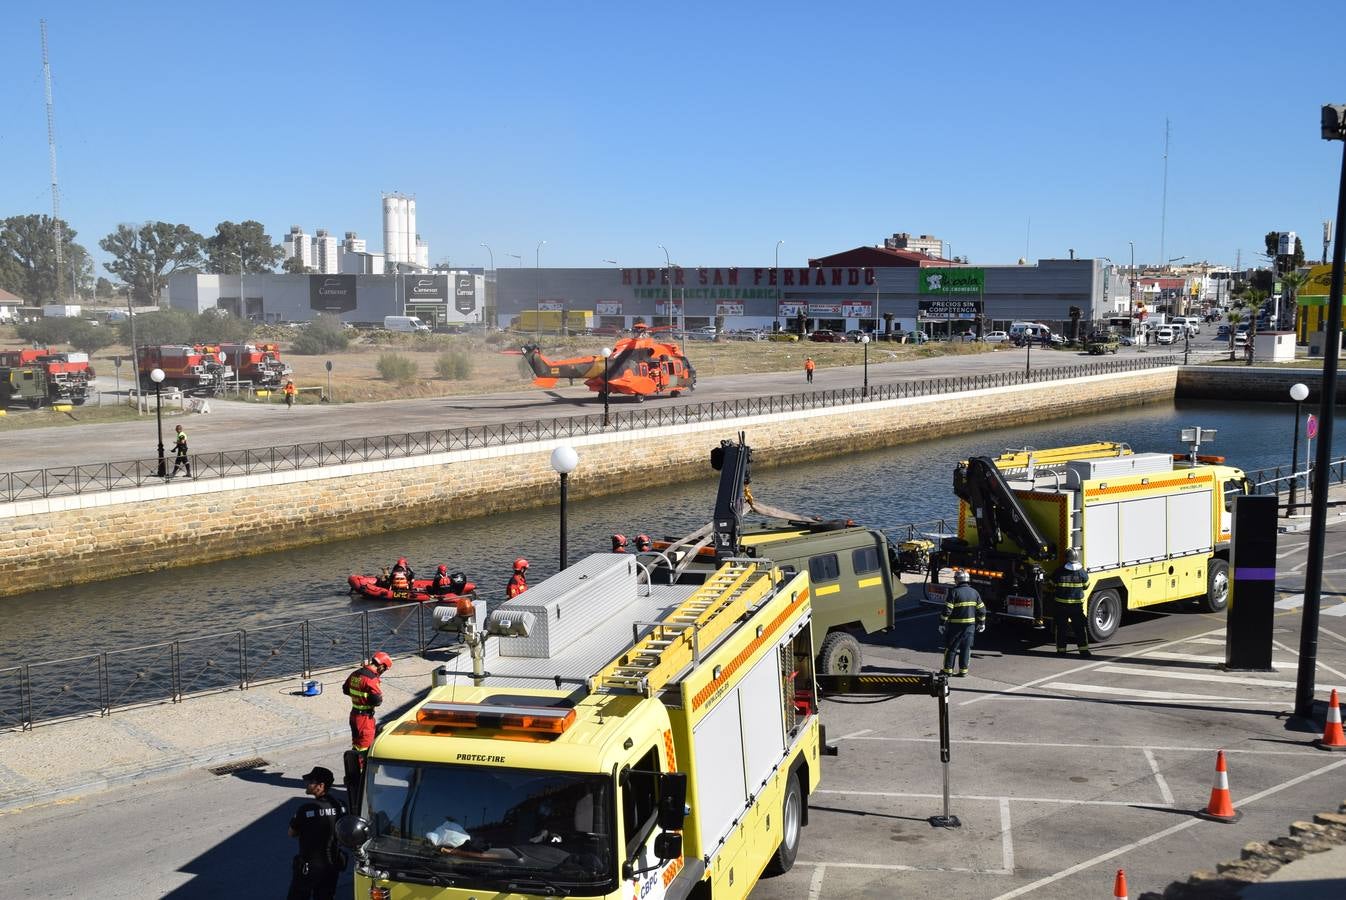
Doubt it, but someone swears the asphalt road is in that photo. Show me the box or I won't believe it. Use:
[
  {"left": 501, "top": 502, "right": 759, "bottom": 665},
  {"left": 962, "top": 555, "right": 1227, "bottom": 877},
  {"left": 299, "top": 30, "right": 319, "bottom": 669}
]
[
  {"left": 2, "top": 343, "right": 1204, "bottom": 473},
  {"left": 4, "top": 514, "right": 1344, "bottom": 899}
]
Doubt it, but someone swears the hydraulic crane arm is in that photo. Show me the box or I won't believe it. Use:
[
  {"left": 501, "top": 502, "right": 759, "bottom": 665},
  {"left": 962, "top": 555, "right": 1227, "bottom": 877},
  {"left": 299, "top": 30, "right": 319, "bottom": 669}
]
[{"left": 954, "top": 456, "right": 1055, "bottom": 560}]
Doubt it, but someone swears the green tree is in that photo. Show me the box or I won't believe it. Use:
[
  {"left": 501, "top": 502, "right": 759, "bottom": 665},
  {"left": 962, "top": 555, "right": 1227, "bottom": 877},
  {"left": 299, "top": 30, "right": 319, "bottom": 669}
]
[
  {"left": 192, "top": 308, "right": 255, "bottom": 343},
  {"left": 1226, "top": 307, "right": 1244, "bottom": 361},
  {"left": 281, "top": 255, "right": 313, "bottom": 275},
  {"left": 205, "top": 220, "right": 285, "bottom": 274},
  {"left": 95, "top": 277, "right": 116, "bottom": 300},
  {"left": 118, "top": 308, "right": 196, "bottom": 346},
  {"left": 65, "top": 318, "right": 116, "bottom": 353},
  {"left": 100, "top": 222, "right": 205, "bottom": 303},
  {"left": 1264, "top": 231, "right": 1306, "bottom": 271},
  {"left": 0, "top": 214, "right": 93, "bottom": 303}
]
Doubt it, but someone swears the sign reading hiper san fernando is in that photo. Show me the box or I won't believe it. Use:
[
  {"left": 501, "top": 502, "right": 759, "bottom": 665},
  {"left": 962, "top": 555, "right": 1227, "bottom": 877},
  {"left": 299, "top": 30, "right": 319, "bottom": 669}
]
[{"left": 919, "top": 267, "right": 985, "bottom": 295}]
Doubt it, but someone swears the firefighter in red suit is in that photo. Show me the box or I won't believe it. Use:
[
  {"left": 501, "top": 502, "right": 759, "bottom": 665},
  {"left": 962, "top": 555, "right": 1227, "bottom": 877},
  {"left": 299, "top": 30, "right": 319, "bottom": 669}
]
[
  {"left": 343, "top": 651, "right": 391, "bottom": 768},
  {"left": 507, "top": 558, "right": 529, "bottom": 599}
]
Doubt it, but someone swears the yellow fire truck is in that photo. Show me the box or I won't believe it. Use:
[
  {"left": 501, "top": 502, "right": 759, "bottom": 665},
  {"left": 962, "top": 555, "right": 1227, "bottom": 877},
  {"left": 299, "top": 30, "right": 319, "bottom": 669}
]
[
  {"left": 927, "top": 441, "right": 1251, "bottom": 643},
  {"left": 341, "top": 553, "right": 821, "bottom": 899}
]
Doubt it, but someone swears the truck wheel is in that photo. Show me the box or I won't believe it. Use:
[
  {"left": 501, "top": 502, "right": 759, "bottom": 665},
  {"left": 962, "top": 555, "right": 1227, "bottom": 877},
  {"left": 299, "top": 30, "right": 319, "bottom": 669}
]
[
  {"left": 764, "top": 772, "right": 802, "bottom": 876},
  {"left": 818, "top": 632, "right": 861, "bottom": 675},
  {"left": 71, "top": 397, "right": 86, "bottom": 406},
  {"left": 1200, "top": 560, "right": 1229, "bottom": 613},
  {"left": 27, "top": 398, "right": 41, "bottom": 410},
  {"left": 1087, "top": 589, "right": 1122, "bottom": 644}
]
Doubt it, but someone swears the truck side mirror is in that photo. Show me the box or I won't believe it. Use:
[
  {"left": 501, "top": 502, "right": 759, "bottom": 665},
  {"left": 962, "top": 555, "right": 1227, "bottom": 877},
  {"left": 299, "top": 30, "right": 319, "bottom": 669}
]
[
  {"left": 657, "top": 773, "right": 688, "bottom": 831},
  {"left": 654, "top": 831, "right": 683, "bottom": 861}
]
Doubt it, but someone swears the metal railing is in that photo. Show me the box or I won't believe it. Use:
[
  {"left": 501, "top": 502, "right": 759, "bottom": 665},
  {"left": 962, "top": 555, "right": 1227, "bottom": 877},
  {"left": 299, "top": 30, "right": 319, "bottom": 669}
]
[
  {"left": 1, "top": 355, "right": 1178, "bottom": 503},
  {"left": 0, "top": 599, "right": 457, "bottom": 732},
  {"left": 1245, "top": 457, "right": 1346, "bottom": 498}
]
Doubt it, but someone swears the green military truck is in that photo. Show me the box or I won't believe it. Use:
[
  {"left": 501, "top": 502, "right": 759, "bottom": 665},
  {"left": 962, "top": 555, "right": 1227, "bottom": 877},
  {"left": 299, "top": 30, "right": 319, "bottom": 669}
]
[
  {"left": 0, "top": 364, "right": 90, "bottom": 409},
  {"left": 647, "top": 435, "right": 916, "bottom": 674},
  {"left": 1085, "top": 328, "right": 1120, "bottom": 355}
]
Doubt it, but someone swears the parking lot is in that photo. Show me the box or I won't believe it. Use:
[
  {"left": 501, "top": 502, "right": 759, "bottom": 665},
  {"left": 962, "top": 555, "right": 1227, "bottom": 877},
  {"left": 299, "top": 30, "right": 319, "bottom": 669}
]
[{"left": 754, "top": 522, "right": 1346, "bottom": 899}]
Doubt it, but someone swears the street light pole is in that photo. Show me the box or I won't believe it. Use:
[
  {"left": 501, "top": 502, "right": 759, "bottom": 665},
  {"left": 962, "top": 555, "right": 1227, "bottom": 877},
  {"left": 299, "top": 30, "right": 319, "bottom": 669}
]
[
  {"left": 550, "top": 446, "right": 579, "bottom": 570},
  {"left": 150, "top": 367, "right": 166, "bottom": 476},
  {"left": 775, "top": 240, "right": 784, "bottom": 331},
  {"left": 480, "top": 243, "right": 494, "bottom": 328},
  {"left": 1129, "top": 241, "right": 1136, "bottom": 334},
  {"left": 659, "top": 244, "right": 673, "bottom": 330},
  {"left": 1290, "top": 382, "right": 1309, "bottom": 515},
  {"left": 1296, "top": 104, "right": 1346, "bottom": 719},
  {"left": 601, "top": 346, "right": 612, "bottom": 426},
  {"left": 861, "top": 334, "right": 870, "bottom": 397}
]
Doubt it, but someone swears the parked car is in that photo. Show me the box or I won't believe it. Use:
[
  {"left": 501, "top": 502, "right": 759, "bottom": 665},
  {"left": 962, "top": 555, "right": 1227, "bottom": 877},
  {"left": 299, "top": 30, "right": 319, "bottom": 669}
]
[
  {"left": 903, "top": 330, "right": 930, "bottom": 344},
  {"left": 1119, "top": 334, "right": 1137, "bottom": 346},
  {"left": 983, "top": 330, "right": 1010, "bottom": 343},
  {"left": 843, "top": 330, "right": 872, "bottom": 342},
  {"left": 688, "top": 325, "right": 719, "bottom": 341},
  {"left": 767, "top": 331, "right": 800, "bottom": 342},
  {"left": 809, "top": 329, "right": 840, "bottom": 342},
  {"left": 1155, "top": 325, "right": 1178, "bottom": 345}
]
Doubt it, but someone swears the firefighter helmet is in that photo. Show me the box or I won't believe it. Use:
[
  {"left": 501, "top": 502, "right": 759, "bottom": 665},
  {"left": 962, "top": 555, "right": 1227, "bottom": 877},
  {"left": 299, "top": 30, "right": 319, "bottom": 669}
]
[
  {"left": 437, "top": 564, "right": 448, "bottom": 574},
  {"left": 1066, "top": 549, "right": 1081, "bottom": 565},
  {"left": 635, "top": 534, "right": 652, "bottom": 551},
  {"left": 514, "top": 557, "right": 529, "bottom": 571},
  {"left": 954, "top": 570, "right": 971, "bottom": 584},
  {"left": 396, "top": 557, "right": 408, "bottom": 567},
  {"left": 611, "top": 533, "right": 629, "bottom": 551},
  {"left": 371, "top": 650, "right": 393, "bottom": 670}
]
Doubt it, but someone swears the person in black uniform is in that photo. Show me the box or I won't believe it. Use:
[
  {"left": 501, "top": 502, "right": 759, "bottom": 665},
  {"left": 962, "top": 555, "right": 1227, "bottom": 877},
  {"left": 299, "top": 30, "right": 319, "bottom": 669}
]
[
  {"left": 170, "top": 425, "right": 191, "bottom": 478},
  {"left": 287, "top": 765, "right": 347, "bottom": 900},
  {"left": 939, "top": 570, "right": 986, "bottom": 677},
  {"left": 1051, "top": 549, "right": 1092, "bottom": 657}
]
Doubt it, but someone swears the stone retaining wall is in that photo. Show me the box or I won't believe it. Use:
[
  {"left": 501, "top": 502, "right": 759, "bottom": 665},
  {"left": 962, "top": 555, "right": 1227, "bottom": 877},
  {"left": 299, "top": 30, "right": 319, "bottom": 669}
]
[
  {"left": 0, "top": 367, "right": 1177, "bottom": 598},
  {"left": 1177, "top": 366, "right": 1339, "bottom": 404}
]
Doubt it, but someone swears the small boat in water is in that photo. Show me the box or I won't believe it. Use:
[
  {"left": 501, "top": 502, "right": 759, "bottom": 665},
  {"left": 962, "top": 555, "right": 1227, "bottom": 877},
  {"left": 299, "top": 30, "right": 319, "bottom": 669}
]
[{"left": 348, "top": 572, "right": 476, "bottom": 604}]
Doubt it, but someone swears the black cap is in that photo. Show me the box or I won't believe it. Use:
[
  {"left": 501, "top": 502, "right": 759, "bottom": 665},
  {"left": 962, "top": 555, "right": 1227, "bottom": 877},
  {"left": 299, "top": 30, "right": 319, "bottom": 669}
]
[{"left": 302, "top": 766, "right": 335, "bottom": 786}]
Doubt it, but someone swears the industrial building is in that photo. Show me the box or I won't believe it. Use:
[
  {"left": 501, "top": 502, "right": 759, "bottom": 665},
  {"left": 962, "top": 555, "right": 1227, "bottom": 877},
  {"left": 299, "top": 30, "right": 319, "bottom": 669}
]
[{"left": 493, "top": 247, "right": 1129, "bottom": 335}]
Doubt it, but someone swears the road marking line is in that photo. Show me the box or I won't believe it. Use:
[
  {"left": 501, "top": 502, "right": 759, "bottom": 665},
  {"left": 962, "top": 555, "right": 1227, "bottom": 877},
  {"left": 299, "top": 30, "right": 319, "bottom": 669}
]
[
  {"left": 837, "top": 736, "right": 1311, "bottom": 756},
  {"left": 1040, "top": 682, "right": 1284, "bottom": 704},
  {"left": 1142, "top": 650, "right": 1289, "bottom": 668},
  {"left": 1325, "top": 604, "right": 1346, "bottom": 617},
  {"left": 799, "top": 861, "right": 1009, "bottom": 874},
  {"left": 1271, "top": 638, "right": 1346, "bottom": 683},
  {"left": 1142, "top": 748, "right": 1174, "bottom": 806},
  {"left": 959, "top": 625, "right": 1228, "bottom": 707},
  {"left": 1322, "top": 626, "right": 1346, "bottom": 644},
  {"left": 1183, "top": 637, "right": 1228, "bottom": 645},
  {"left": 808, "top": 863, "right": 826, "bottom": 900},
  {"left": 1275, "top": 594, "right": 1305, "bottom": 609},
  {"left": 1000, "top": 797, "right": 1015, "bottom": 874},
  {"left": 1095, "top": 664, "right": 1297, "bottom": 689},
  {"left": 835, "top": 728, "right": 873, "bottom": 741},
  {"left": 815, "top": 789, "right": 1171, "bottom": 808},
  {"left": 989, "top": 756, "right": 1346, "bottom": 900}
]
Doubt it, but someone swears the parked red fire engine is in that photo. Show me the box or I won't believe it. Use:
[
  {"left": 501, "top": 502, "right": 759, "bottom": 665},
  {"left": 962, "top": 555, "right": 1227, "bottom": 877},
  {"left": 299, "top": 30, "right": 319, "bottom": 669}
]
[
  {"left": 0, "top": 349, "right": 93, "bottom": 408},
  {"left": 216, "top": 342, "right": 292, "bottom": 388},
  {"left": 137, "top": 345, "right": 233, "bottom": 395}
]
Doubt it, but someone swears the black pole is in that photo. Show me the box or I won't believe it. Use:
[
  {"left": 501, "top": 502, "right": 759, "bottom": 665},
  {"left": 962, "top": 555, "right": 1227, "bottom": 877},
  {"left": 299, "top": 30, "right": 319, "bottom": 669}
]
[
  {"left": 862, "top": 340, "right": 869, "bottom": 397},
  {"left": 602, "top": 356, "right": 610, "bottom": 427},
  {"left": 1025, "top": 333, "right": 1032, "bottom": 377},
  {"left": 1290, "top": 400, "right": 1303, "bottom": 515},
  {"left": 1295, "top": 132, "right": 1346, "bottom": 719},
  {"left": 154, "top": 381, "right": 166, "bottom": 477},
  {"left": 559, "top": 471, "right": 569, "bottom": 570}
]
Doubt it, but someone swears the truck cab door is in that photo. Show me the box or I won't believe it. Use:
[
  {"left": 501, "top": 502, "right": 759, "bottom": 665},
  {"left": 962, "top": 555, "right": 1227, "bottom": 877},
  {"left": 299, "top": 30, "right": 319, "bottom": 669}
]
[{"left": 620, "top": 746, "right": 685, "bottom": 899}]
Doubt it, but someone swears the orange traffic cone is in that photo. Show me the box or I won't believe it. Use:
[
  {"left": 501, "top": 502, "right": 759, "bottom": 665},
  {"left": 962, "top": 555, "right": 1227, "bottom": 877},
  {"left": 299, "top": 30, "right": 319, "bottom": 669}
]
[
  {"left": 1318, "top": 688, "right": 1346, "bottom": 751},
  {"left": 1196, "top": 750, "right": 1242, "bottom": 823},
  {"left": 1113, "top": 868, "right": 1128, "bottom": 900}
]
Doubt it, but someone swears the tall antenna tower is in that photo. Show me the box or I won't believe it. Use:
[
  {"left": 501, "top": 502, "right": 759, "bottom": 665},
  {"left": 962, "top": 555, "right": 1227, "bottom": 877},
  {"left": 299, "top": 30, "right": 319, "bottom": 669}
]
[
  {"left": 1159, "top": 118, "right": 1170, "bottom": 266},
  {"left": 41, "top": 19, "right": 63, "bottom": 303}
]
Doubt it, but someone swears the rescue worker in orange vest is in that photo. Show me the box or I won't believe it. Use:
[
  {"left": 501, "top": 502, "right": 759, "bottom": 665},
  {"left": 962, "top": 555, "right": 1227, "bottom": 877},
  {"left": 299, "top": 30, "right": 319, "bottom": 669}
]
[
  {"left": 804, "top": 357, "right": 815, "bottom": 383},
  {"left": 388, "top": 557, "right": 413, "bottom": 592},
  {"left": 343, "top": 651, "right": 391, "bottom": 768},
  {"left": 634, "top": 534, "right": 653, "bottom": 553},
  {"left": 284, "top": 379, "right": 298, "bottom": 408},
  {"left": 611, "top": 533, "right": 629, "bottom": 553},
  {"left": 431, "top": 564, "right": 452, "bottom": 593},
  {"left": 507, "top": 558, "right": 529, "bottom": 598}
]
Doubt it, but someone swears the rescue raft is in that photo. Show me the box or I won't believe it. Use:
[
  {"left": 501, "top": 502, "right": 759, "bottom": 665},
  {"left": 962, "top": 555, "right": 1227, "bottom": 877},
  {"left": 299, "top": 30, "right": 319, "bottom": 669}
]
[{"left": 347, "top": 573, "right": 476, "bottom": 604}]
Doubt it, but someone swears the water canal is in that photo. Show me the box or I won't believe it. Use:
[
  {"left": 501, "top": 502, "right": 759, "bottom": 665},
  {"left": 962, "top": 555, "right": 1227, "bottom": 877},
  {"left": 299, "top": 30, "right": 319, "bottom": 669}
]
[{"left": 6, "top": 398, "right": 1305, "bottom": 664}]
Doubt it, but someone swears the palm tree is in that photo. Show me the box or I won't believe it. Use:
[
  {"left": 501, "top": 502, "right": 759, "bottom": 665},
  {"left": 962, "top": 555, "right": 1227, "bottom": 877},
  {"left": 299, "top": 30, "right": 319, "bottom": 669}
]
[
  {"left": 1280, "top": 270, "right": 1308, "bottom": 340},
  {"left": 1226, "top": 307, "right": 1244, "bottom": 360}
]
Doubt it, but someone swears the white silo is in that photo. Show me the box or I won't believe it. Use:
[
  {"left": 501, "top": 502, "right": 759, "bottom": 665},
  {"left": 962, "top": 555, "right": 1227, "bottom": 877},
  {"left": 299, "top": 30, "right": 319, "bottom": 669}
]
[
  {"left": 405, "top": 198, "right": 417, "bottom": 266},
  {"left": 382, "top": 195, "right": 400, "bottom": 264}
]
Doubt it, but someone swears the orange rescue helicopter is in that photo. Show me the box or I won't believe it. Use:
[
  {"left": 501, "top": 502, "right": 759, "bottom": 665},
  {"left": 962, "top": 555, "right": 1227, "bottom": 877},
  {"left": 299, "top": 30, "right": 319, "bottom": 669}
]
[{"left": 520, "top": 325, "right": 697, "bottom": 401}]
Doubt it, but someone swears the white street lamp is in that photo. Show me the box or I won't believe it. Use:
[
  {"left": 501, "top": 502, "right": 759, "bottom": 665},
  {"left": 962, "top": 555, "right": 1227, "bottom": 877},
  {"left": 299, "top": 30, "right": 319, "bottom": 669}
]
[{"left": 550, "top": 446, "right": 579, "bottom": 569}]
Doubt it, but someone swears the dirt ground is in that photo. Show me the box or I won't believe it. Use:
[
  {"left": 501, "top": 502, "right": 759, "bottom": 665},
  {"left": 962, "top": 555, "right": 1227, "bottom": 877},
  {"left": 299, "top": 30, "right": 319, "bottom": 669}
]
[{"left": 0, "top": 326, "right": 998, "bottom": 405}]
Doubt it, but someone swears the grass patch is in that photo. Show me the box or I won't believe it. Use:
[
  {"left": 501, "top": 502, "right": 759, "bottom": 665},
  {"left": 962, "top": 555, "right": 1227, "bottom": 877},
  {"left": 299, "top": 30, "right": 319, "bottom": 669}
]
[
  {"left": 376, "top": 352, "right": 419, "bottom": 383},
  {"left": 0, "top": 403, "right": 155, "bottom": 430}
]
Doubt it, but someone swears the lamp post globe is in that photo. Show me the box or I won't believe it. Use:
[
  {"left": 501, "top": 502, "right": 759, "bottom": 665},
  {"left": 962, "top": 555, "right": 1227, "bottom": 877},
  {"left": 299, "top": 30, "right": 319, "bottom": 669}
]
[
  {"left": 550, "top": 445, "right": 579, "bottom": 570},
  {"left": 600, "top": 347, "right": 613, "bottom": 427},
  {"left": 150, "top": 368, "right": 166, "bottom": 477}
]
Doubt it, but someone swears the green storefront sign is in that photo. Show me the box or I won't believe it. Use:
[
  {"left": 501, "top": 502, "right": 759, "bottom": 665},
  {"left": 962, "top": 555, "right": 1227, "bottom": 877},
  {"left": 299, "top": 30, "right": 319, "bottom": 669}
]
[{"left": 919, "top": 268, "right": 985, "bottom": 295}]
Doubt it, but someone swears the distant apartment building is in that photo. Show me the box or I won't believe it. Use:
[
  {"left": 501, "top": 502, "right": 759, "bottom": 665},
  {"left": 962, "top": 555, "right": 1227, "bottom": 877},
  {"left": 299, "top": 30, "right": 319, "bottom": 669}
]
[
  {"left": 883, "top": 232, "right": 944, "bottom": 258},
  {"left": 312, "top": 229, "right": 339, "bottom": 274},
  {"left": 338, "top": 231, "right": 385, "bottom": 274},
  {"left": 282, "top": 226, "right": 313, "bottom": 271}
]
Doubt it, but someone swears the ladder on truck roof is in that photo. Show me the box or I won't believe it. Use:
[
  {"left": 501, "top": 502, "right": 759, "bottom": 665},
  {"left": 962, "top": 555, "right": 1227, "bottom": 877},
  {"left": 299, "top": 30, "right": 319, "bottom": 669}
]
[
  {"left": 592, "top": 559, "right": 777, "bottom": 697},
  {"left": 989, "top": 442, "right": 1132, "bottom": 474}
]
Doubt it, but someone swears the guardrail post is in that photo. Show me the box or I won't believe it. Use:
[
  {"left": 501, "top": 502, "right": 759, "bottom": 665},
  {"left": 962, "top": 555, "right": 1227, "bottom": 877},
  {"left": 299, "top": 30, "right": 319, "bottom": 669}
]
[
  {"left": 302, "top": 620, "right": 312, "bottom": 678},
  {"left": 21, "top": 664, "right": 32, "bottom": 731},
  {"left": 239, "top": 631, "right": 248, "bottom": 690},
  {"left": 99, "top": 652, "right": 110, "bottom": 717},
  {"left": 362, "top": 613, "right": 371, "bottom": 662},
  {"left": 172, "top": 641, "right": 182, "bottom": 702}
]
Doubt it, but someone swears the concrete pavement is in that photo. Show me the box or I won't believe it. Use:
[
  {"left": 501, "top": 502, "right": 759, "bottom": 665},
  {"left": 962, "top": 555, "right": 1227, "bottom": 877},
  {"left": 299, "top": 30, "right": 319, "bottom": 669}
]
[{"left": 1, "top": 345, "right": 1192, "bottom": 472}]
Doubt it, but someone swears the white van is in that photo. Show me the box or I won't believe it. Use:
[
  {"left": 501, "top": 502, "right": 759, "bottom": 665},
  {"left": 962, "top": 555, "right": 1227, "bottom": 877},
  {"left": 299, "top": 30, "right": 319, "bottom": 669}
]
[
  {"left": 384, "top": 315, "right": 430, "bottom": 334},
  {"left": 1172, "top": 316, "right": 1200, "bottom": 336},
  {"left": 1008, "top": 322, "right": 1054, "bottom": 344},
  {"left": 1155, "top": 324, "right": 1178, "bottom": 344}
]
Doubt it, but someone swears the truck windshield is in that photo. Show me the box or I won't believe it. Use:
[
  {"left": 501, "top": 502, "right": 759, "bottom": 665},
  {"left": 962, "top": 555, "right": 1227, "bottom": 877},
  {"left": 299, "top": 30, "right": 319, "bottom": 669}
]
[{"left": 363, "top": 761, "right": 616, "bottom": 894}]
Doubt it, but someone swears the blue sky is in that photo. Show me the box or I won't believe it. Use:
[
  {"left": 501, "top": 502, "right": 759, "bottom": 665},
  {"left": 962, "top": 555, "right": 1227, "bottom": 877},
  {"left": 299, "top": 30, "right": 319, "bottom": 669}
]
[{"left": 2, "top": 0, "right": 1342, "bottom": 274}]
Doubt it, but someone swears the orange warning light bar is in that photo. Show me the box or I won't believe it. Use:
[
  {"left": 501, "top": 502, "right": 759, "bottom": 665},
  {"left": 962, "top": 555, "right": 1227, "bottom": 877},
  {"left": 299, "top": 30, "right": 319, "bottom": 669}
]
[{"left": 416, "top": 701, "right": 576, "bottom": 736}]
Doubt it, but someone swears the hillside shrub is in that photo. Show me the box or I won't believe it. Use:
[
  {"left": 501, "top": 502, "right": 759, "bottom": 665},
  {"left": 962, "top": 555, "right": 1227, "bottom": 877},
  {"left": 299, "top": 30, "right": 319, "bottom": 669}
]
[
  {"left": 376, "top": 352, "right": 418, "bottom": 383},
  {"left": 434, "top": 350, "right": 474, "bottom": 380},
  {"left": 291, "top": 314, "right": 350, "bottom": 354}
]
